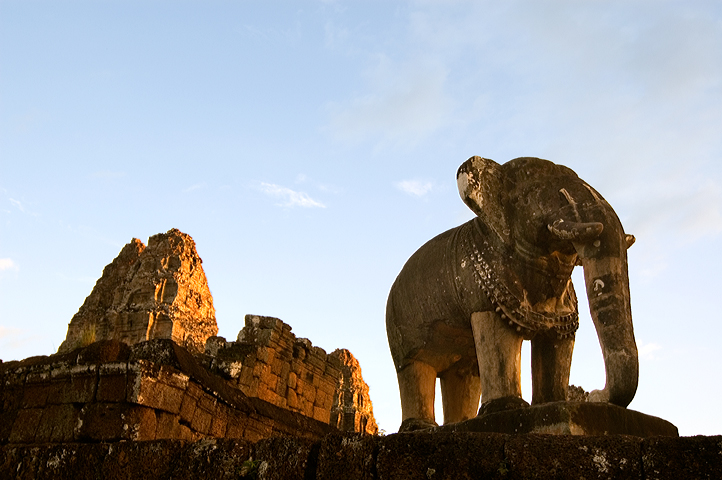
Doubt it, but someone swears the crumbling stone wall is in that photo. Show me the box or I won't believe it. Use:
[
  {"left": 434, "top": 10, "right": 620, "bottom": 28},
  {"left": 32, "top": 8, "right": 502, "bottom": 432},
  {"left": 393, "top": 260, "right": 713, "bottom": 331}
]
[
  {"left": 2, "top": 315, "right": 378, "bottom": 445},
  {"left": 206, "top": 315, "right": 378, "bottom": 435},
  {"left": 58, "top": 229, "right": 217, "bottom": 355},
  {"left": 0, "top": 340, "right": 336, "bottom": 446},
  {"left": 330, "top": 348, "right": 377, "bottom": 434}
]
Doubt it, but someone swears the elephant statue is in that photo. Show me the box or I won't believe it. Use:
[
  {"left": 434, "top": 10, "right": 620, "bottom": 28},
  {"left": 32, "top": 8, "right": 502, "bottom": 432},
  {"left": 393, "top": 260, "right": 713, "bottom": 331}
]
[{"left": 386, "top": 156, "right": 638, "bottom": 431}]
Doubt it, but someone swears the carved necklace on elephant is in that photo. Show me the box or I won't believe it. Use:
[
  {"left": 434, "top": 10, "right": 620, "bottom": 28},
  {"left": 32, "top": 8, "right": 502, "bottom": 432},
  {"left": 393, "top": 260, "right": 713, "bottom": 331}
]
[{"left": 460, "top": 222, "right": 579, "bottom": 339}]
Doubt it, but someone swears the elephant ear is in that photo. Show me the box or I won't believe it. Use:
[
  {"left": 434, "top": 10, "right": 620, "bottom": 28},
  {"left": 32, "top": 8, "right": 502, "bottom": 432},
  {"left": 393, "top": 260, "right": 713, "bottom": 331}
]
[{"left": 457, "top": 156, "right": 510, "bottom": 244}]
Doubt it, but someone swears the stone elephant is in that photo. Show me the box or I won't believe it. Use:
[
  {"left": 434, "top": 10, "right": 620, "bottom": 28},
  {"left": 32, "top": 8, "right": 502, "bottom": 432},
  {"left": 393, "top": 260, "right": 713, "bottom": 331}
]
[{"left": 386, "top": 156, "right": 638, "bottom": 430}]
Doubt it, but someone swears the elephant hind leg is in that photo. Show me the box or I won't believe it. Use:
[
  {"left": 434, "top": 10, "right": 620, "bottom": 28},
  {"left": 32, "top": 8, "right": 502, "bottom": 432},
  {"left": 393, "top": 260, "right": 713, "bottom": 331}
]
[
  {"left": 397, "top": 360, "right": 438, "bottom": 428},
  {"left": 440, "top": 368, "right": 481, "bottom": 424}
]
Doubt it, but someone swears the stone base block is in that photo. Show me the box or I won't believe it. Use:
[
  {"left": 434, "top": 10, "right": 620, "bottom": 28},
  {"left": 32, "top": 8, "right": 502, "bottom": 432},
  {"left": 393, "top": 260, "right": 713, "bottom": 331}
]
[{"left": 437, "top": 401, "right": 678, "bottom": 437}]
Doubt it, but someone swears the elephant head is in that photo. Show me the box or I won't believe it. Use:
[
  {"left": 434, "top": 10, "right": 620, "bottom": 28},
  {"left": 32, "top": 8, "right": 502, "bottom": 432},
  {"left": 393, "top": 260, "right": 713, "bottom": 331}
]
[{"left": 457, "top": 156, "right": 638, "bottom": 407}]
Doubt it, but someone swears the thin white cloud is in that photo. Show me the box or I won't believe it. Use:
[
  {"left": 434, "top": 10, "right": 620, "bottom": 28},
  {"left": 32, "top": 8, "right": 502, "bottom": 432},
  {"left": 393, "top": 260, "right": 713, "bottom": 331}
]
[
  {"left": 638, "top": 342, "right": 662, "bottom": 361},
  {"left": 184, "top": 182, "right": 207, "bottom": 193},
  {"left": 0, "top": 325, "right": 40, "bottom": 352},
  {"left": 0, "top": 258, "right": 18, "bottom": 271},
  {"left": 90, "top": 171, "right": 126, "bottom": 179},
  {"left": 9, "top": 198, "right": 24, "bottom": 212},
  {"left": 0, "top": 325, "right": 21, "bottom": 338},
  {"left": 395, "top": 179, "right": 434, "bottom": 197},
  {"left": 259, "top": 183, "right": 326, "bottom": 208}
]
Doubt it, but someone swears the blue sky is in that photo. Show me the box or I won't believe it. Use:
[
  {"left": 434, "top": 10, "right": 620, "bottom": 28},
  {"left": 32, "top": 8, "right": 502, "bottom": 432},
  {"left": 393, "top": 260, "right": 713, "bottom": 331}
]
[{"left": 1, "top": 1, "right": 721, "bottom": 435}]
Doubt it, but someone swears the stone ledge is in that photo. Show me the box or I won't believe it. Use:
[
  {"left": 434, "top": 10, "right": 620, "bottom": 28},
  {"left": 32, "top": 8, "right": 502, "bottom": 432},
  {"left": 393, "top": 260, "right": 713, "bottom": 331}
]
[
  {"left": 435, "top": 401, "right": 678, "bottom": 437},
  {"left": 2, "top": 433, "right": 721, "bottom": 480}
]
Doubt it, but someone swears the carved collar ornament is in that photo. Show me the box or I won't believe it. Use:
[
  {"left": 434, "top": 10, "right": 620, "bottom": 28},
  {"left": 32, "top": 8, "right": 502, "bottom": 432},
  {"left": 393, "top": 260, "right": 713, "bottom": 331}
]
[{"left": 459, "top": 221, "right": 579, "bottom": 339}]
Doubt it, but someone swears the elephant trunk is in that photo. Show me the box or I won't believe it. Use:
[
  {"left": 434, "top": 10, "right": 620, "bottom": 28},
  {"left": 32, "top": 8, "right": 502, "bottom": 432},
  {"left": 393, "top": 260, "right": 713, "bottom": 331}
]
[{"left": 574, "top": 233, "right": 639, "bottom": 407}]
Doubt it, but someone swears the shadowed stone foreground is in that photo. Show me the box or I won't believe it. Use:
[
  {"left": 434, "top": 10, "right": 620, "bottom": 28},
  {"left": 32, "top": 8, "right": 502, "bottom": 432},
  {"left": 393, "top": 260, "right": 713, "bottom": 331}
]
[{"left": 2, "top": 432, "right": 721, "bottom": 480}]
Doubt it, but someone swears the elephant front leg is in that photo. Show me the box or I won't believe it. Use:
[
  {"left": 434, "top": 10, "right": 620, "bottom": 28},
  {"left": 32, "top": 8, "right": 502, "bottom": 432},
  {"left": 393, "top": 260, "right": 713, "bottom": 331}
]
[
  {"left": 396, "top": 360, "right": 439, "bottom": 431},
  {"left": 530, "top": 331, "right": 575, "bottom": 404},
  {"left": 470, "top": 311, "right": 527, "bottom": 414}
]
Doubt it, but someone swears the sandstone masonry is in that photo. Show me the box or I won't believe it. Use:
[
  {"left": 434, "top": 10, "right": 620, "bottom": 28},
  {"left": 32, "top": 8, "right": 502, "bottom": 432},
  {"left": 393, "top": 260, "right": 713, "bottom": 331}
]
[
  {"left": 0, "top": 339, "right": 337, "bottom": 445},
  {"left": 58, "top": 229, "right": 217, "bottom": 355},
  {"left": 205, "top": 315, "right": 378, "bottom": 435},
  {"left": 1, "top": 315, "right": 377, "bottom": 445}
]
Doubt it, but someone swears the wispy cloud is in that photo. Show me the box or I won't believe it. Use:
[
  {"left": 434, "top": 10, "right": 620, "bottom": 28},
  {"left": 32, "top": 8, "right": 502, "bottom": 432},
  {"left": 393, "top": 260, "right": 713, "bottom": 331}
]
[
  {"left": 184, "top": 182, "right": 207, "bottom": 193},
  {"left": 395, "top": 179, "right": 434, "bottom": 197},
  {"left": 0, "top": 325, "right": 21, "bottom": 338},
  {"left": 0, "top": 325, "right": 40, "bottom": 352},
  {"left": 0, "top": 258, "right": 18, "bottom": 271},
  {"left": 259, "top": 183, "right": 326, "bottom": 208},
  {"left": 90, "top": 171, "right": 126, "bottom": 179},
  {"left": 638, "top": 342, "right": 662, "bottom": 361},
  {"left": 295, "top": 173, "right": 342, "bottom": 195},
  {"left": 9, "top": 198, "right": 24, "bottom": 213}
]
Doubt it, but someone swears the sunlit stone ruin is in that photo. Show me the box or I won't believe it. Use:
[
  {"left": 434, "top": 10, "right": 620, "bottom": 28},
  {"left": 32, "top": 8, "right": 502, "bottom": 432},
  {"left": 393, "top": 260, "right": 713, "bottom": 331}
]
[
  {"left": 5, "top": 229, "right": 376, "bottom": 442},
  {"left": 58, "top": 229, "right": 218, "bottom": 355},
  {"left": 1, "top": 223, "right": 719, "bottom": 479}
]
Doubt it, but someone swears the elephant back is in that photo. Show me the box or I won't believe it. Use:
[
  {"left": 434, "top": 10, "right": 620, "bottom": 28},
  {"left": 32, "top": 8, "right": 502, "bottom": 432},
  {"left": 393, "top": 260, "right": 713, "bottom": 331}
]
[{"left": 386, "top": 221, "right": 489, "bottom": 373}]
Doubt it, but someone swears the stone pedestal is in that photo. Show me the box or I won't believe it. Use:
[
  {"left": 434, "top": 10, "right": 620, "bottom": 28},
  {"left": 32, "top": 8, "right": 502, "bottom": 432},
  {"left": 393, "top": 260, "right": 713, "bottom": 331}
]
[{"left": 436, "top": 401, "right": 678, "bottom": 437}]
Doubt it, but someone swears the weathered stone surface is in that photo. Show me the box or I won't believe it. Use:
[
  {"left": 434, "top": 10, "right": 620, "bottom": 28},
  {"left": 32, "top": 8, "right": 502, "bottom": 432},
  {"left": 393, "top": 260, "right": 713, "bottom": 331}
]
[
  {"left": 100, "top": 440, "right": 182, "bottom": 480},
  {"left": 377, "top": 432, "right": 508, "bottom": 479},
  {"left": 2, "top": 434, "right": 722, "bottom": 479},
  {"left": 435, "top": 402, "right": 678, "bottom": 437},
  {"left": 75, "top": 403, "right": 156, "bottom": 442},
  {"left": 316, "top": 433, "right": 377, "bottom": 480},
  {"left": 207, "top": 314, "right": 378, "bottom": 434},
  {"left": 1, "top": 338, "right": 338, "bottom": 446},
  {"left": 163, "top": 438, "right": 253, "bottom": 479},
  {"left": 58, "top": 229, "right": 217, "bottom": 355},
  {"left": 252, "top": 436, "right": 318, "bottom": 480},
  {"left": 329, "top": 349, "right": 378, "bottom": 435},
  {"left": 1, "top": 443, "right": 109, "bottom": 480},
  {"left": 567, "top": 384, "right": 590, "bottom": 402},
  {"left": 505, "top": 434, "right": 643, "bottom": 479},
  {"left": 642, "top": 435, "right": 722, "bottom": 480}
]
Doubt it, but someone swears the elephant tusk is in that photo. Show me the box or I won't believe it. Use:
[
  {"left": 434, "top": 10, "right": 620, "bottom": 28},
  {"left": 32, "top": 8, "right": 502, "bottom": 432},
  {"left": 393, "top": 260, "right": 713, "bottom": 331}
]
[
  {"left": 625, "top": 234, "right": 636, "bottom": 249},
  {"left": 548, "top": 219, "right": 603, "bottom": 242}
]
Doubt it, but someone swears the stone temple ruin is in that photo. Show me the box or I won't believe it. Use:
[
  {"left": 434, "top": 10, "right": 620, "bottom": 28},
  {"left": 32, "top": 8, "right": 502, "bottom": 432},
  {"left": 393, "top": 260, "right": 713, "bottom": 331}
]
[
  {"left": 2, "top": 229, "right": 376, "bottom": 447},
  {"left": 58, "top": 229, "right": 217, "bottom": 355}
]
